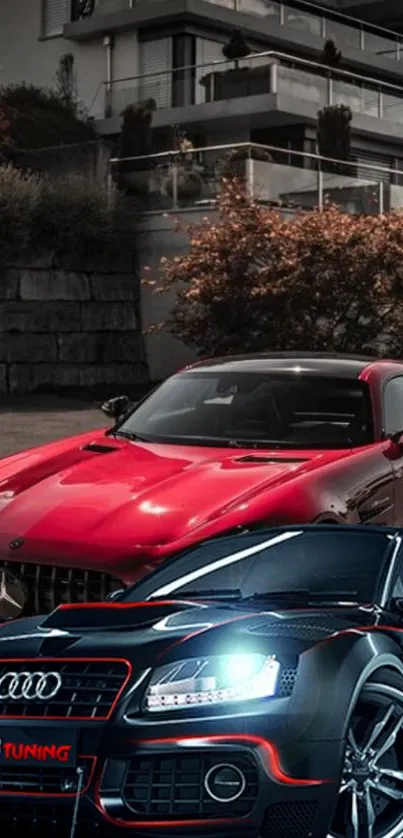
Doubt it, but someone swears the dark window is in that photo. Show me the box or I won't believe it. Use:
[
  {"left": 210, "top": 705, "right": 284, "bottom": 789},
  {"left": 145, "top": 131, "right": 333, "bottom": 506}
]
[
  {"left": 384, "top": 377, "right": 403, "bottom": 435},
  {"left": 390, "top": 556, "right": 403, "bottom": 602},
  {"left": 124, "top": 529, "right": 393, "bottom": 603},
  {"left": 118, "top": 372, "right": 373, "bottom": 449},
  {"left": 172, "top": 34, "right": 195, "bottom": 107}
]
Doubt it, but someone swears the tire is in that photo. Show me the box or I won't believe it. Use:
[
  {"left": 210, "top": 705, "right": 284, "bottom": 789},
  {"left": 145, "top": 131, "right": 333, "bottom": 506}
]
[{"left": 328, "top": 667, "right": 403, "bottom": 838}]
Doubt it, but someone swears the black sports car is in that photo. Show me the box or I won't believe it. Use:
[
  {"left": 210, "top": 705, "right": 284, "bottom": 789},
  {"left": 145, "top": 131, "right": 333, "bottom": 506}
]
[{"left": 2, "top": 525, "right": 403, "bottom": 838}]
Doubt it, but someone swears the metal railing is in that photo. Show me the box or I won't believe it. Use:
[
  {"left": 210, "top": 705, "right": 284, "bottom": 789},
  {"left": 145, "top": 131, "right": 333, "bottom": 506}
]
[
  {"left": 109, "top": 141, "right": 403, "bottom": 214},
  {"left": 201, "top": 0, "right": 403, "bottom": 60},
  {"left": 86, "top": 0, "right": 403, "bottom": 62},
  {"left": 99, "top": 49, "right": 403, "bottom": 120}
]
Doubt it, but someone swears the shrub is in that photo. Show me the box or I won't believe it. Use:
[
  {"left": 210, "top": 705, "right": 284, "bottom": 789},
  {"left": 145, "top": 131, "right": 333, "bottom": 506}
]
[
  {"left": 0, "top": 82, "right": 95, "bottom": 153},
  {"left": 145, "top": 178, "right": 403, "bottom": 357},
  {"left": 0, "top": 164, "right": 42, "bottom": 264},
  {"left": 0, "top": 163, "right": 128, "bottom": 265}
]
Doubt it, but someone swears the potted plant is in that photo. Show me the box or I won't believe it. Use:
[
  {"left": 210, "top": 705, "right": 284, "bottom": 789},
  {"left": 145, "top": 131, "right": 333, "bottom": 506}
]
[
  {"left": 222, "top": 29, "right": 251, "bottom": 67},
  {"left": 317, "top": 104, "right": 352, "bottom": 174},
  {"left": 218, "top": 145, "right": 273, "bottom": 179},
  {"left": 116, "top": 98, "right": 156, "bottom": 194},
  {"left": 320, "top": 39, "right": 342, "bottom": 69},
  {"left": 164, "top": 127, "right": 203, "bottom": 205},
  {"left": 199, "top": 31, "right": 276, "bottom": 101},
  {"left": 200, "top": 30, "right": 253, "bottom": 101}
]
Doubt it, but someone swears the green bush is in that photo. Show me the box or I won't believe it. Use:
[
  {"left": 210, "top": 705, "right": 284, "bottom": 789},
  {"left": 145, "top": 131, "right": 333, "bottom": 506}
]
[
  {"left": 0, "top": 83, "right": 95, "bottom": 153},
  {"left": 0, "top": 164, "right": 42, "bottom": 263},
  {"left": 0, "top": 163, "right": 127, "bottom": 265}
]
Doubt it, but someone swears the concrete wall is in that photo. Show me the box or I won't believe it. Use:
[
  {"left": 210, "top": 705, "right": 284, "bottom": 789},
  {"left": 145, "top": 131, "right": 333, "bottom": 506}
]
[
  {"left": 138, "top": 213, "right": 202, "bottom": 380},
  {"left": 0, "top": 254, "right": 147, "bottom": 395}
]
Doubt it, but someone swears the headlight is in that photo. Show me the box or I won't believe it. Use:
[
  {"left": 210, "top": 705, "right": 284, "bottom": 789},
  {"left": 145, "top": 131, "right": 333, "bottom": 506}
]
[{"left": 144, "top": 653, "right": 280, "bottom": 712}]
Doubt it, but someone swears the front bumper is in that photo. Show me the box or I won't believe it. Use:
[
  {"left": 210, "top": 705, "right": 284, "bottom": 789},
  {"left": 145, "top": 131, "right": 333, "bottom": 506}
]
[{"left": 0, "top": 726, "right": 340, "bottom": 838}]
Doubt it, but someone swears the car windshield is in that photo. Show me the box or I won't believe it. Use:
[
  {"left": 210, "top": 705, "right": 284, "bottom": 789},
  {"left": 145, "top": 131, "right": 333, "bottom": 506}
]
[
  {"left": 116, "top": 372, "right": 372, "bottom": 449},
  {"left": 122, "top": 528, "right": 395, "bottom": 605}
]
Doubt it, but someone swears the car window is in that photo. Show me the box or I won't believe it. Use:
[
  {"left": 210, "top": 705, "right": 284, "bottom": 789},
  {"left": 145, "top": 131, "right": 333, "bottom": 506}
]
[
  {"left": 384, "top": 377, "right": 403, "bottom": 436},
  {"left": 389, "top": 551, "right": 403, "bottom": 602},
  {"left": 118, "top": 373, "right": 373, "bottom": 449},
  {"left": 123, "top": 529, "right": 392, "bottom": 604}
]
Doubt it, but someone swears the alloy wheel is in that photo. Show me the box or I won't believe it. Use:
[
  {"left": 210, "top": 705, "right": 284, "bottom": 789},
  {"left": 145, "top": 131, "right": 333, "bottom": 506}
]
[{"left": 329, "top": 680, "right": 403, "bottom": 838}]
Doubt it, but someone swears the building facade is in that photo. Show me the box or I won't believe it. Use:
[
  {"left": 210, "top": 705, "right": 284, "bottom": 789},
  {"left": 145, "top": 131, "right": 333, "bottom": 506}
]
[
  {"left": 3, "top": 0, "right": 403, "bottom": 379},
  {"left": 2, "top": 0, "right": 403, "bottom": 168}
]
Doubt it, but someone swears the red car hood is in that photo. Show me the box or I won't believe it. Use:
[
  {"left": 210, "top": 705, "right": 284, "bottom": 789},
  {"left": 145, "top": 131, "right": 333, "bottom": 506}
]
[{"left": 0, "top": 431, "right": 347, "bottom": 579}]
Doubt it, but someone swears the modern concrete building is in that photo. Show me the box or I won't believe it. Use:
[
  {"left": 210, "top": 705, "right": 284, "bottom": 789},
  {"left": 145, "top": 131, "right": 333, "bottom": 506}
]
[
  {"left": 2, "top": 0, "right": 403, "bottom": 169},
  {"left": 3, "top": 0, "right": 403, "bottom": 378}
]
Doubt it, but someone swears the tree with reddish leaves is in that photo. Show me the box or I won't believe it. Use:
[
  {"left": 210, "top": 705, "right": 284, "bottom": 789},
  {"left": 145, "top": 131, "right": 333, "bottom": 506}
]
[{"left": 144, "top": 179, "right": 403, "bottom": 358}]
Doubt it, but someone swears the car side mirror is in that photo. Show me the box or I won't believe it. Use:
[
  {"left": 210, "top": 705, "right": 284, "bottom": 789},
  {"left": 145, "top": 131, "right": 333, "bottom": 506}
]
[{"left": 101, "top": 395, "right": 131, "bottom": 420}]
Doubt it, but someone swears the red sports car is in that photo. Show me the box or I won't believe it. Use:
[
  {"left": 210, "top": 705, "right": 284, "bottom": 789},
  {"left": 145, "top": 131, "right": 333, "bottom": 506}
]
[{"left": 1, "top": 351, "right": 403, "bottom": 620}]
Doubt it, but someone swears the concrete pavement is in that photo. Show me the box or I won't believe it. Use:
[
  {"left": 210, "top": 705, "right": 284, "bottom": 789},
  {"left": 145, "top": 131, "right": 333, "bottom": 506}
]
[{"left": 0, "top": 397, "right": 107, "bottom": 457}]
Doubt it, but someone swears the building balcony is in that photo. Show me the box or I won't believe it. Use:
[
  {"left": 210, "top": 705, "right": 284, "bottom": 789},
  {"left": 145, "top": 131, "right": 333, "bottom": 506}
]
[
  {"left": 93, "top": 50, "right": 403, "bottom": 142},
  {"left": 109, "top": 141, "right": 403, "bottom": 215},
  {"left": 67, "top": 0, "right": 403, "bottom": 70}
]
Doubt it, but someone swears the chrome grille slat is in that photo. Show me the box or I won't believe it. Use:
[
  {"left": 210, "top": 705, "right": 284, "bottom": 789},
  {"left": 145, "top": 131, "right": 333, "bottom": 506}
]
[
  {"left": 0, "top": 660, "right": 129, "bottom": 720},
  {"left": 0, "top": 561, "right": 123, "bottom": 616}
]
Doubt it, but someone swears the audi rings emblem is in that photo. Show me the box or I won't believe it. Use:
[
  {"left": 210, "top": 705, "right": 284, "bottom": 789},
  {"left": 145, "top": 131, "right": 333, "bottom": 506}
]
[{"left": 0, "top": 671, "right": 63, "bottom": 701}]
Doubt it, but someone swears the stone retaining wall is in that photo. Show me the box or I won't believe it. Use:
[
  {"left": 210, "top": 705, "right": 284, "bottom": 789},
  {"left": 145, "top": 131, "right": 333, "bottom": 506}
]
[{"left": 0, "top": 254, "right": 148, "bottom": 395}]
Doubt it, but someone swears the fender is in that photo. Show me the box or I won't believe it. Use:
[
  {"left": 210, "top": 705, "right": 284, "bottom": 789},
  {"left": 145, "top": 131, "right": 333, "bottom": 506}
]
[{"left": 285, "top": 627, "right": 403, "bottom": 743}]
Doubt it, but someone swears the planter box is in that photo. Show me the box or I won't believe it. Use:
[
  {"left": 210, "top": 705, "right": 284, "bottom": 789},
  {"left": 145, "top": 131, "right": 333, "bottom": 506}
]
[{"left": 200, "top": 62, "right": 277, "bottom": 103}]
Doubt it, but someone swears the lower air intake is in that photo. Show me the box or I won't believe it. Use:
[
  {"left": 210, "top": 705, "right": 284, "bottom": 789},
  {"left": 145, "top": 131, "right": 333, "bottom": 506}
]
[
  {"left": 261, "top": 800, "right": 317, "bottom": 838},
  {"left": 0, "top": 801, "right": 101, "bottom": 837},
  {"left": 123, "top": 752, "right": 259, "bottom": 819},
  {"left": 0, "top": 757, "right": 94, "bottom": 794}
]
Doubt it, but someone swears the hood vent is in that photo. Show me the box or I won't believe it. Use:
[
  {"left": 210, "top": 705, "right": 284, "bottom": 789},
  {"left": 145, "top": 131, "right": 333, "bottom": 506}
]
[
  {"left": 42, "top": 601, "right": 198, "bottom": 631},
  {"left": 236, "top": 455, "right": 308, "bottom": 464},
  {"left": 82, "top": 442, "right": 117, "bottom": 454}
]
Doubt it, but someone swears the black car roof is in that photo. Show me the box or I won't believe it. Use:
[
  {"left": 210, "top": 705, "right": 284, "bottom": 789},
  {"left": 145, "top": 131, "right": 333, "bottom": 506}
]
[{"left": 185, "top": 352, "right": 379, "bottom": 378}]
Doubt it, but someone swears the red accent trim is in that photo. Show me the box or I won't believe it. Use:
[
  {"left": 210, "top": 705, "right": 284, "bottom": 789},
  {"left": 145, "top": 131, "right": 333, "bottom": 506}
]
[
  {"left": 0, "top": 755, "right": 96, "bottom": 798},
  {"left": 95, "top": 734, "right": 327, "bottom": 830},
  {"left": 0, "top": 658, "right": 132, "bottom": 721},
  {"left": 139, "top": 735, "right": 326, "bottom": 786},
  {"left": 57, "top": 602, "right": 177, "bottom": 611}
]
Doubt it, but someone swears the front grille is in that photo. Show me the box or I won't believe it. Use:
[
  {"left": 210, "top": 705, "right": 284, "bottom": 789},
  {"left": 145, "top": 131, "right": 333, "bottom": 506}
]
[
  {"left": 122, "top": 753, "right": 259, "bottom": 819},
  {"left": 0, "top": 560, "right": 123, "bottom": 617},
  {"left": 0, "top": 801, "right": 102, "bottom": 836},
  {"left": 0, "top": 659, "right": 130, "bottom": 720},
  {"left": 261, "top": 800, "right": 317, "bottom": 838},
  {"left": 0, "top": 756, "right": 94, "bottom": 794}
]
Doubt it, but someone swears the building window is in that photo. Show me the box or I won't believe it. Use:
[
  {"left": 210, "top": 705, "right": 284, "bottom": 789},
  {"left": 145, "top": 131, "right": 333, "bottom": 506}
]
[
  {"left": 195, "top": 38, "right": 225, "bottom": 105},
  {"left": 172, "top": 35, "right": 196, "bottom": 108},
  {"left": 139, "top": 38, "right": 173, "bottom": 109},
  {"left": 42, "top": 0, "right": 69, "bottom": 37}
]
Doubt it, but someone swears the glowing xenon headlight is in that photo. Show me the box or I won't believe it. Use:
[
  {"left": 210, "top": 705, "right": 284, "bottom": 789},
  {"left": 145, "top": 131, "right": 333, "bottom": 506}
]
[{"left": 144, "top": 653, "right": 280, "bottom": 712}]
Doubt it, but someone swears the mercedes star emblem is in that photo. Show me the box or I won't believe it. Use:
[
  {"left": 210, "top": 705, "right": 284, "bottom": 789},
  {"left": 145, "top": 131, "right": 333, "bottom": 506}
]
[{"left": 0, "top": 570, "right": 26, "bottom": 621}]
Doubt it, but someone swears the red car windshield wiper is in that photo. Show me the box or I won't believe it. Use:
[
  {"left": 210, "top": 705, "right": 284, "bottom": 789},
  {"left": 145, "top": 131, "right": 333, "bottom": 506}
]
[{"left": 111, "top": 429, "right": 150, "bottom": 442}]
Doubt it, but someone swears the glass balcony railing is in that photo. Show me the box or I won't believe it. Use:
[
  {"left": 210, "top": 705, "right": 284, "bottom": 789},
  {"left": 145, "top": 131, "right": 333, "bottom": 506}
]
[
  {"left": 86, "top": 0, "right": 403, "bottom": 62},
  {"left": 108, "top": 142, "right": 403, "bottom": 215},
  {"left": 98, "top": 50, "right": 403, "bottom": 122}
]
